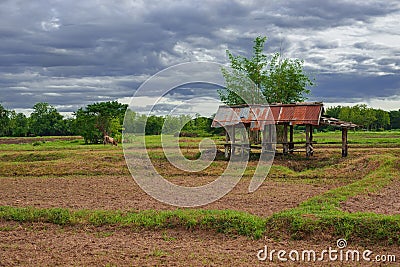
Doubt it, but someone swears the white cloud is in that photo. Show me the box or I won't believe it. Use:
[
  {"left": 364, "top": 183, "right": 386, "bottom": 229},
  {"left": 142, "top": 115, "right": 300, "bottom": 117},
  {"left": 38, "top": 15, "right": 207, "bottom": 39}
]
[
  {"left": 43, "top": 92, "right": 62, "bottom": 96},
  {"left": 41, "top": 17, "right": 61, "bottom": 31}
]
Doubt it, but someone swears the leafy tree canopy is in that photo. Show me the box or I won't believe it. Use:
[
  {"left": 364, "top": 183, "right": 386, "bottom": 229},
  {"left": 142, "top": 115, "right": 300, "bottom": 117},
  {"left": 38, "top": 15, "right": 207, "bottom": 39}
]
[
  {"left": 389, "top": 110, "right": 400, "bottom": 129},
  {"left": 9, "top": 111, "right": 29, "bottom": 137},
  {"left": 219, "top": 36, "right": 314, "bottom": 105},
  {"left": 74, "top": 101, "right": 127, "bottom": 143},
  {"left": 326, "top": 104, "right": 391, "bottom": 130},
  {"left": 29, "top": 102, "right": 64, "bottom": 136},
  {"left": 0, "top": 104, "right": 10, "bottom": 136}
]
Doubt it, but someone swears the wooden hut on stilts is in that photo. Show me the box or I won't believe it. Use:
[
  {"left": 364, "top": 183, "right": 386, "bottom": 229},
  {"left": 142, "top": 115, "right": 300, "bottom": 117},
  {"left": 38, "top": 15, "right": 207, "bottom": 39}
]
[{"left": 211, "top": 102, "right": 356, "bottom": 159}]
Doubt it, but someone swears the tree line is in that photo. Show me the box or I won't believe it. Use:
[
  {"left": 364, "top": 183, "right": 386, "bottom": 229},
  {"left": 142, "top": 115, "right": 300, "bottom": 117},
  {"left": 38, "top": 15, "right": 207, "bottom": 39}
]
[
  {"left": 1, "top": 101, "right": 399, "bottom": 143},
  {"left": 325, "top": 104, "right": 399, "bottom": 130},
  {"left": 0, "top": 101, "right": 129, "bottom": 143},
  {"left": 0, "top": 101, "right": 222, "bottom": 143}
]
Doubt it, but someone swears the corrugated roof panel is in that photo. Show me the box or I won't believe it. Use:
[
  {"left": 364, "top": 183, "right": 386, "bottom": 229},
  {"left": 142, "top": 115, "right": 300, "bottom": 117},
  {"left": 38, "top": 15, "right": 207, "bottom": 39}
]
[
  {"left": 293, "top": 106, "right": 307, "bottom": 123},
  {"left": 212, "top": 103, "right": 323, "bottom": 128},
  {"left": 280, "top": 106, "right": 295, "bottom": 122},
  {"left": 305, "top": 105, "right": 322, "bottom": 124}
]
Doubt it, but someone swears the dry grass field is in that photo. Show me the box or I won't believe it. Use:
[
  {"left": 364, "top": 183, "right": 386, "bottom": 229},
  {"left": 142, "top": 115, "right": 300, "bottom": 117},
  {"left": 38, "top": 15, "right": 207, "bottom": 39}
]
[{"left": 0, "top": 132, "right": 399, "bottom": 266}]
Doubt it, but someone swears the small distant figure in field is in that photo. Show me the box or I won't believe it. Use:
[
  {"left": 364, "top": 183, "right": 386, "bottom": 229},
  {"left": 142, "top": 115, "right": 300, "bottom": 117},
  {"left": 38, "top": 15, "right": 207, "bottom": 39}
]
[{"left": 103, "top": 135, "right": 118, "bottom": 146}]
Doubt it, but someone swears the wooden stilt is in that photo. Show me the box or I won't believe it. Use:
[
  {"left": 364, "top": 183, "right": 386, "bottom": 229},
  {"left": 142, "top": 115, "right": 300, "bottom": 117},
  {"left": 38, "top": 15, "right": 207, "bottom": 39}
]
[
  {"left": 342, "top": 127, "right": 348, "bottom": 157},
  {"left": 289, "top": 125, "right": 294, "bottom": 154},
  {"left": 305, "top": 125, "right": 311, "bottom": 157},
  {"left": 309, "top": 125, "right": 314, "bottom": 156},
  {"left": 232, "top": 124, "right": 236, "bottom": 156},
  {"left": 262, "top": 125, "right": 267, "bottom": 153},
  {"left": 224, "top": 126, "right": 231, "bottom": 159},
  {"left": 268, "top": 125, "right": 273, "bottom": 151},
  {"left": 283, "top": 123, "right": 288, "bottom": 155}
]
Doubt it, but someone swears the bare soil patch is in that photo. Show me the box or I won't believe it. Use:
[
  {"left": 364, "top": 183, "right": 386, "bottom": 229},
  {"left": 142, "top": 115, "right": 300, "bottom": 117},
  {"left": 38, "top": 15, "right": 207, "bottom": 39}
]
[
  {"left": 0, "top": 146, "right": 379, "bottom": 216},
  {"left": 0, "top": 175, "right": 332, "bottom": 217},
  {"left": 1, "top": 221, "right": 398, "bottom": 266},
  {"left": 341, "top": 179, "right": 400, "bottom": 215}
]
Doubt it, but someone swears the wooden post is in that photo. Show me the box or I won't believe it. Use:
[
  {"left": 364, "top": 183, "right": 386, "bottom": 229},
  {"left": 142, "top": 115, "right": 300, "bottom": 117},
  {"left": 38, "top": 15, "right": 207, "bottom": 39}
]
[
  {"left": 262, "top": 124, "right": 267, "bottom": 153},
  {"left": 309, "top": 125, "right": 313, "bottom": 156},
  {"left": 268, "top": 124, "right": 273, "bottom": 151},
  {"left": 342, "top": 127, "right": 348, "bottom": 157},
  {"left": 283, "top": 123, "right": 288, "bottom": 155},
  {"left": 249, "top": 129, "right": 256, "bottom": 145},
  {"left": 232, "top": 124, "right": 236, "bottom": 156},
  {"left": 225, "top": 126, "right": 231, "bottom": 159},
  {"left": 289, "top": 125, "right": 294, "bottom": 154},
  {"left": 305, "top": 125, "right": 311, "bottom": 157}
]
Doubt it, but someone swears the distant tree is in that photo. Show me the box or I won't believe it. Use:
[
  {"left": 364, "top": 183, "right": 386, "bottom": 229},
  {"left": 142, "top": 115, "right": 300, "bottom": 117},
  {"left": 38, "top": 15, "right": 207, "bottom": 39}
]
[
  {"left": 0, "top": 104, "right": 10, "bottom": 136},
  {"left": 61, "top": 117, "right": 78, "bottom": 136},
  {"left": 124, "top": 109, "right": 147, "bottom": 134},
  {"left": 389, "top": 110, "right": 400, "bottom": 129},
  {"left": 75, "top": 101, "right": 127, "bottom": 144},
  {"left": 219, "top": 36, "right": 314, "bottom": 105},
  {"left": 373, "top": 109, "right": 390, "bottom": 130},
  {"left": 338, "top": 105, "right": 372, "bottom": 129},
  {"left": 333, "top": 104, "right": 391, "bottom": 130},
  {"left": 109, "top": 117, "right": 122, "bottom": 142},
  {"left": 75, "top": 108, "right": 102, "bottom": 144},
  {"left": 9, "top": 111, "right": 29, "bottom": 137},
  {"left": 123, "top": 109, "right": 136, "bottom": 133},
  {"left": 84, "top": 101, "right": 127, "bottom": 135},
  {"left": 163, "top": 114, "right": 192, "bottom": 135},
  {"left": 325, "top": 106, "right": 342, "bottom": 118},
  {"left": 360, "top": 105, "right": 377, "bottom": 130},
  {"left": 145, "top": 115, "right": 164, "bottom": 135},
  {"left": 192, "top": 115, "right": 213, "bottom": 133},
  {"left": 29, "top": 102, "right": 64, "bottom": 136},
  {"left": 182, "top": 114, "right": 216, "bottom": 136},
  {"left": 337, "top": 106, "right": 352, "bottom": 122}
]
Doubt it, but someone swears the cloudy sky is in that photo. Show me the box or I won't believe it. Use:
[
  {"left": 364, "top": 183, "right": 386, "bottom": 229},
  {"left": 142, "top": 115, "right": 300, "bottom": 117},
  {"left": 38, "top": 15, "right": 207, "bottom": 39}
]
[{"left": 1, "top": 0, "right": 399, "bottom": 116}]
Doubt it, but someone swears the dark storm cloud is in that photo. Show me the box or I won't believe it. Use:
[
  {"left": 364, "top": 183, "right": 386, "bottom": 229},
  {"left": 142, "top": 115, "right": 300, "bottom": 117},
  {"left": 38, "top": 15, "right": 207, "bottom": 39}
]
[
  {"left": 167, "top": 83, "right": 224, "bottom": 98},
  {"left": 353, "top": 42, "right": 389, "bottom": 51},
  {"left": 0, "top": 0, "right": 399, "bottom": 113},
  {"left": 311, "top": 73, "right": 400, "bottom": 102},
  {"left": 269, "top": 0, "right": 399, "bottom": 30}
]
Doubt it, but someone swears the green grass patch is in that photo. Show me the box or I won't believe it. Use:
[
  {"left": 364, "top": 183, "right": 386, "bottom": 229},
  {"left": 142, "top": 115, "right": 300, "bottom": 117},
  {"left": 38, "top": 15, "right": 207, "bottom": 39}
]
[
  {"left": 0, "top": 206, "right": 72, "bottom": 225},
  {"left": 0, "top": 152, "right": 68, "bottom": 162},
  {"left": 0, "top": 207, "right": 266, "bottom": 239},
  {"left": 265, "top": 154, "right": 400, "bottom": 244},
  {"left": 312, "top": 130, "right": 400, "bottom": 145},
  {"left": 266, "top": 211, "right": 400, "bottom": 244}
]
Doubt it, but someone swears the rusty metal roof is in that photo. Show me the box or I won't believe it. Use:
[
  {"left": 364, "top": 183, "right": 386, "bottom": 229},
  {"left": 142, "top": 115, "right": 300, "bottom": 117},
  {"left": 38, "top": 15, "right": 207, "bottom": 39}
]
[
  {"left": 320, "top": 116, "right": 357, "bottom": 128},
  {"left": 212, "top": 102, "right": 324, "bottom": 129}
]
